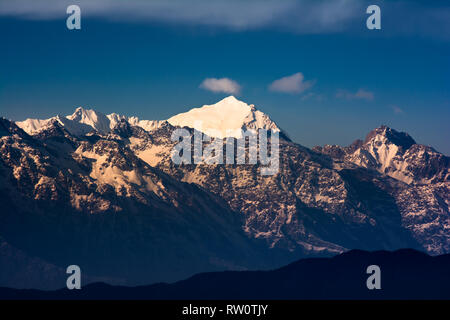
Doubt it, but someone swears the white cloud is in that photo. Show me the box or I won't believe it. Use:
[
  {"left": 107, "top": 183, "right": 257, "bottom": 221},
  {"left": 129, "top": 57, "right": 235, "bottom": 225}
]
[
  {"left": 336, "top": 89, "right": 374, "bottom": 101},
  {"left": 392, "top": 105, "right": 404, "bottom": 114},
  {"left": 1, "top": 1, "right": 449, "bottom": 40},
  {"left": 300, "top": 92, "right": 325, "bottom": 101},
  {"left": 199, "top": 77, "right": 241, "bottom": 94},
  {"left": 269, "top": 73, "right": 314, "bottom": 94},
  {"left": 0, "top": 0, "right": 359, "bottom": 31}
]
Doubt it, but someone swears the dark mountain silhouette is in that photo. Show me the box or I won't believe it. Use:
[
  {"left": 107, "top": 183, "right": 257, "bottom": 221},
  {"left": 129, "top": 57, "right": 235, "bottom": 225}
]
[{"left": 1, "top": 249, "right": 449, "bottom": 300}]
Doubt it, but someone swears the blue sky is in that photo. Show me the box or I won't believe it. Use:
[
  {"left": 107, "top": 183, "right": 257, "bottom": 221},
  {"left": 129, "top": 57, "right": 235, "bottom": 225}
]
[{"left": 0, "top": 0, "right": 449, "bottom": 153}]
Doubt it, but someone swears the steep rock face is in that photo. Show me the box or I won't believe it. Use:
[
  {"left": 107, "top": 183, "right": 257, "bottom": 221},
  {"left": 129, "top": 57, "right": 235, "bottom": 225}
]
[
  {"left": 313, "top": 125, "right": 449, "bottom": 254},
  {"left": 130, "top": 125, "right": 422, "bottom": 256},
  {"left": 2, "top": 97, "right": 449, "bottom": 289},
  {"left": 314, "top": 126, "right": 449, "bottom": 185},
  {"left": 0, "top": 119, "right": 271, "bottom": 289},
  {"left": 123, "top": 116, "right": 449, "bottom": 256}
]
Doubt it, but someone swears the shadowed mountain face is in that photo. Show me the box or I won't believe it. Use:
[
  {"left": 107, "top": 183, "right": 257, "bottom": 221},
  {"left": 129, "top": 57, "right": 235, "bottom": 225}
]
[
  {"left": 0, "top": 97, "right": 449, "bottom": 290},
  {"left": 0, "top": 118, "right": 274, "bottom": 289},
  {"left": 1, "top": 249, "right": 450, "bottom": 300}
]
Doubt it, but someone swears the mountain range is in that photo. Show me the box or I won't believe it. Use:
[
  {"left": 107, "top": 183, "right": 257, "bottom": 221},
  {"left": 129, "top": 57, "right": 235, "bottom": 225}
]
[
  {"left": 1, "top": 96, "right": 448, "bottom": 290},
  {"left": 2, "top": 249, "right": 450, "bottom": 300}
]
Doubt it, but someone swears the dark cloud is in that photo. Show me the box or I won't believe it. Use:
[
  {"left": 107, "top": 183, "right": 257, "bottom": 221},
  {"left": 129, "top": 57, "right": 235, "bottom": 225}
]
[{"left": 0, "top": 0, "right": 449, "bottom": 39}]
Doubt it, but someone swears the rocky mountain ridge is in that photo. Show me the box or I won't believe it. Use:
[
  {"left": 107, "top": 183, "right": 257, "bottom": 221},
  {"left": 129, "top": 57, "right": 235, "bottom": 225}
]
[{"left": 1, "top": 97, "right": 448, "bottom": 289}]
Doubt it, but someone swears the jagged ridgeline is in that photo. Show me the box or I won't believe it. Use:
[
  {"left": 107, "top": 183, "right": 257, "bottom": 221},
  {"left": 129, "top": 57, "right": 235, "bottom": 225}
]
[{"left": 0, "top": 96, "right": 448, "bottom": 289}]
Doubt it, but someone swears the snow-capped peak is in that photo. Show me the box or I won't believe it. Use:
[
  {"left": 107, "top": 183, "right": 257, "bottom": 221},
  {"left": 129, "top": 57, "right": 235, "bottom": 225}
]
[
  {"left": 15, "top": 97, "right": 284, "bottom": 139},
  {"left": 167, "top": 96, "right": 282, "bottom": 138},
  {"left": 66, "top": 107, "right": 111, "bottom": 134},
  {"left": 335, "top": 125, "right": 450, "bottom": 185},
  {"left": 16, "top": 107, "right": 112, "bottom": 136},
  {"left": 364, "top": 125, "right": 416, "bottom": 150}
]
